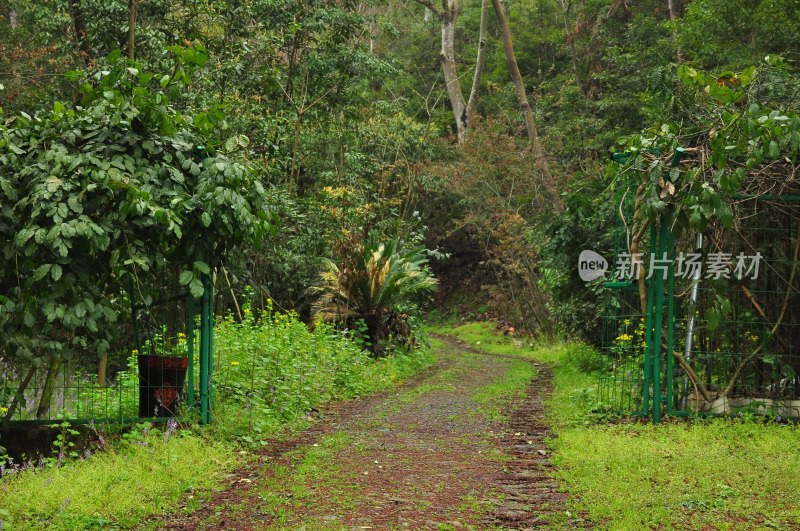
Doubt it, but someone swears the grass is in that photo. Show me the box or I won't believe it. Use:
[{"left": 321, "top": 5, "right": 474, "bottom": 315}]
[
  {"left": 245, "top": 431, "right": 362, "bottom": 528},
  {"left": 434, "top": 322, "right": 800, "bottom": 530},
  {"left": 471, "top": 359, "right": 535, "bottom": 421},
  {"left": 0, "top": 427, "right": 237, "bottom": 529},
  {"left": 553, "top": 420, "right": 800, "bottom": 529}
]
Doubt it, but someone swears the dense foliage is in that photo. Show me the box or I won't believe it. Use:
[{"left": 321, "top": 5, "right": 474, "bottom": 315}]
[
  {"left": 1, "top": 0, "right": 799, "bottom": 416},
  {"left": 213, "top": 304, "right": 434, "bottom": 444}
]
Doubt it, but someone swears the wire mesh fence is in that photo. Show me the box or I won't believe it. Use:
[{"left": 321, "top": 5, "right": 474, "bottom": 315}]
[
  {"left": 597, "top": 287, "right": 647, "bottom": 415},
  {"left": 668, "top": 195, "right": 800, "bottom": 418},
  {"left": 1, "top": 281, "right": 214, "bottom": 426},
  {"left": 599, "top": 190, "right": 800, "bottom": 420}
]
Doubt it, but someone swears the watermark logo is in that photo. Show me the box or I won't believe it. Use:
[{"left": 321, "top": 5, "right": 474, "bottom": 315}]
[
  {"left": 578, "top": 250, "right": 608, "bottom": 281},
  {"left": 578, "top": 250, "right": 762, "bottom": 282}
]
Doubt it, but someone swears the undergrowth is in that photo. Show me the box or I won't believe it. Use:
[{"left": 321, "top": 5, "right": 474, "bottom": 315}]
[
  {"left": 0, "top": 425, "right": 236, "bottom": 529},
  {"left": 211, "top": 305, "right": 435, "bottom": 445}
]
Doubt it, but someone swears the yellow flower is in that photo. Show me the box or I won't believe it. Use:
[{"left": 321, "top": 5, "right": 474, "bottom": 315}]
[
  {"left": 230, "top": 361, "right": 240, "bottom": 366},
  {"left": 623, "top": 319, "right": 631, "bottom": 326},
  {"left": 177, "top": 332, "right": 186, "bottom": 339},
  {"left": 0, "top": 406, "right": 8, "bottom": 415},
  {"left": 132, "top": 349, "right": 139, "bottom": 355}
]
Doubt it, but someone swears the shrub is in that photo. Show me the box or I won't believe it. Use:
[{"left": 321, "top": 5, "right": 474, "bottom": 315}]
[
  {"left": 312, "top": 231, "right": 438, "bottom": 354},
  {"left": 566, "top": 343, "right": 606, "bottom": 374},
  {"left": 210, "top": 303, "right": 433, "bottom": 444}
]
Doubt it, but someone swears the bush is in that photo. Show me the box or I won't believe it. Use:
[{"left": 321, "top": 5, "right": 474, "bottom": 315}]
[
  {"left": 210, "top": 302, "right": 434, "bottom": 444},
  {"left": 566, "top": 343, "right": 606, "bottom": 374},
  {"left": 312, "top": 231, "right": 438, "bottom": 354}
]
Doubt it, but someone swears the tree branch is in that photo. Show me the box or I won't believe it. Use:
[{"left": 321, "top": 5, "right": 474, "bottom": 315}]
[
  {"left": 465, "top": 0, "right": 488, "bottom": 126},
  {"left": 412, "top": 0, "right": 441, "bottom": 16}
]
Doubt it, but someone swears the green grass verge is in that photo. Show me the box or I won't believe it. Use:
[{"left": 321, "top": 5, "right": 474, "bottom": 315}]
[
  {"left": 433, "top": 322, "right": 800, "bottom": 530},
  {"left": 0, "top": 428, "right": 237, "bottom": 529}
]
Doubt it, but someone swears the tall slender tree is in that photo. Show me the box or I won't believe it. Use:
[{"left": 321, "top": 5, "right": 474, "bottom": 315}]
[{"left": 490, "top": 0, "right": 563, "bottom": 212}]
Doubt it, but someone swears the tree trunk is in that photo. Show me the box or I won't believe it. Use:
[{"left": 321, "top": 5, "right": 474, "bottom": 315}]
[
  {"left": 97, "top": 354, "right": 107, "bottom": 387},
  {"left": 440, "top": 0, "right": 468, "bottom": 142},
  {"left": 2, "top": 366, "right": 36, "bottom": 425},
  {"left": 69, "top": 0, "right": 93, "bottom": 66},
  {"left": 490, "top": 0, "right": 563, "bottom": 212},
  {"left": 465, "top": 0, "right": 488, "bottom": 127},
  {"left": 667, "top": 0, "right": 675, "bottom": 20},
  {"left": 128, "top": 0, "right": 137, "bottom": 60},
  {"left": 36, "top": 358, "right": 63, "bottom": 419},
  {"left": 414, "top": 0, "right": 486, "bottom": 142},
  {"left": 556, "top": 0, "right": 581, "bottom": 90}
]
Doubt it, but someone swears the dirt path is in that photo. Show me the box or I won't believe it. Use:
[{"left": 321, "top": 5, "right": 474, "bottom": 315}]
[{"left": 159, "top": 337, "right": 572, "bottom": 530}]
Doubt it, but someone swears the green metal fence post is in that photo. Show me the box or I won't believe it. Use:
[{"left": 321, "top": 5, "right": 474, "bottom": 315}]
[
  {"left": 652, "top": 219, "right": 670, "bottom": 424},
  {"left": 199, "top": 276, "right": 210, "bottom": 425},
  {"left": 186, "top": 294, "right": 195, "bottom": 410},
  {"left": 642, "top": 223, "right": 658, "bottom": 418},
  {"left": 207, "top": 273, "right": 214, "bottom": 424}
]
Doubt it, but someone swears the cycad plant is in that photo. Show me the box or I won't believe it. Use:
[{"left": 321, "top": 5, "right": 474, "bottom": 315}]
[{"left": 312, "top": 232, "right": 438, "bottom": 354}]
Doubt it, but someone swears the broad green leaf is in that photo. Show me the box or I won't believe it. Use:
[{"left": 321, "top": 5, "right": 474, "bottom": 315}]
[
  {"left": 768, "top": 140, "right": 780, "bottom": 159},
  {"left": 193, "top": 261, "right": 210, "bottom": 275},
  {"left": 33, "top": 264, "right": 51, "bottom": 281},
  {"left": 179, "top": 270, "right": 194, "bottom": 285},
  {"left": 189, "top": 278, "right": 204, "bottom": 298}
]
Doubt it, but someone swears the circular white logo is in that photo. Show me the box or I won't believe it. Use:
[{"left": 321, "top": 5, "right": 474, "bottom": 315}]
[{"left": 578, "top": 250, "right": 608, "bottom": 282}]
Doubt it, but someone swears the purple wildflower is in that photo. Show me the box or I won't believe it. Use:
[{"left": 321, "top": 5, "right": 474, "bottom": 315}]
[{"left": 163, "top": 418, "right": 178, "bottom": 443}]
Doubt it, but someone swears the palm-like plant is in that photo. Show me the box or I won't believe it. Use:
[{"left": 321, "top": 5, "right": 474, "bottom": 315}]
[{"left": 312, "top": 232, "right": 438, "bottom": 354}]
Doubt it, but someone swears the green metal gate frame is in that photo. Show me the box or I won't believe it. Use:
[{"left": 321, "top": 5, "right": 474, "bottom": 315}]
[
  {"left": 3, "top": 274, "right": 215, "bottom": 427},
  {"left": 603, "top": 150, "right": 684, "bottom": 423},
  {"left": 131, "top": 274, "right": 215, "bottom": 425},
  {"left": 611, "top": 150, "right": 800, "bottom": 423}
]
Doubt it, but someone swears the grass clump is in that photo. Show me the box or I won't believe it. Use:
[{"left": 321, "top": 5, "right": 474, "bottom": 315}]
[{"left": 0, "top": 425, "right": 237, "bottom": 529}]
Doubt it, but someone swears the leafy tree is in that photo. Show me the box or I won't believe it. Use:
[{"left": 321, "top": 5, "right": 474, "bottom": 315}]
[{"left": 0, "top": 48, "right": 272, "bottom": 419}]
